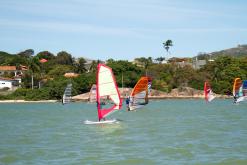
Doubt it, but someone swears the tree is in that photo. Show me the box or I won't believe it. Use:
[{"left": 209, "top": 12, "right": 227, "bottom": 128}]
[
  {"left": 89, "top": 60, "right": 98, "bottom": 73},
  {"left": 134, "top": 57, "right": 153, "bottom": 76},
  {"left": 17, "top": 49, "right": 34, "bottom": 58},
  {"left": 163, "top": 40, "right": 173, "bottom": 56},
  {"left": 74, "top": 57, "right": 87, "bottom": 73},
  {"left": 155, "top": 57, "right": 165, "bottom": 64},
  {"left": 47, "top": 65, "right": 74, "bottom": 77},
  {"left": 36, "top": 51, "right": 55, "bottom": 60},
  {"left": 56, "top": 51, "right": 73, "bottom": 65}
]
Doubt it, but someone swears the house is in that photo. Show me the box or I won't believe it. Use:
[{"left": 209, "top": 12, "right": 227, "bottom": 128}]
[
  {"left": 64, "top": 72, "right": 79, "bottom": 78},
  {"left": 0, "top": 77, "right": 18, "bottom": 90},
  {"left": 168, "top": 57, "right": 193, "bottom": 67},
  {"left": 192, "top": 59, "right": 206, "bottom": 69},
  {"left": 0, "top": 66, "right": 18, "bottom": 76},
  {"left": 0, "top": 65, "right": 28, "bottom": 76},
  {"left": 0, "top": 65, "right": 28, "bottom": 85}
]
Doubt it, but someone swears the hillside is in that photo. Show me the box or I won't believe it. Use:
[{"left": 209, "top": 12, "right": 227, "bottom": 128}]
[
  {"left": 0, "top": 51, "right": 16, "bottom": 65},
  {"left": 196, "top": 44, "right": 247, "bottom": 60}
]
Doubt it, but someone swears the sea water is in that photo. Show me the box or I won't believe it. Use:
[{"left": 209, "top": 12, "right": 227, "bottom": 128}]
[{"left": 0, "top": 99, "right": 247, "bottom": 165}]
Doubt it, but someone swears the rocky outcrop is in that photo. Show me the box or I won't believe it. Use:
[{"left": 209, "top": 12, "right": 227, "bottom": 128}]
[{"left": 72, "top": 87, "right": 228, "bottom": 101}]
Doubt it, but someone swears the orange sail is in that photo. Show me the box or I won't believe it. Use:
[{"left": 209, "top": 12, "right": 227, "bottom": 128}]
[
  {"left": 128, "top": 76, "right": 152, "bottom": 111},
  {"left": 233, "top": 78, "right": 242, "bottom": 97}
]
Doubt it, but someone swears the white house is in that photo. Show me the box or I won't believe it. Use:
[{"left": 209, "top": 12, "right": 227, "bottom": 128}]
[
  {"left": 0, "top": 65, "right": 28, "bottom": 86},
  {"left": 0, "top": 78, "right": 14, "bottom": 90}
]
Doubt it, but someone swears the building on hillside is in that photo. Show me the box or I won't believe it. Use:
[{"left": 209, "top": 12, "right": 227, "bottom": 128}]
[
  {"left": 192, "top": 59, "right": 206, "bottom": 69},
  {"left": 168, "top": 57, "right": 192, "bottom": 67},
  {"left": 0, "top": 65, "right": 28, "bottom": 86},
  {"left": 64, "top": 72, "right": 79, "bottom": 78},
  {"left": 0, "top": 65, "right": 28, "bottom": 76},
  {"left": 0, "top": 77, "right": 19, "bottom": 90},
  {"left": 132, "top": 59, "right": 144, "bottom": 68}
]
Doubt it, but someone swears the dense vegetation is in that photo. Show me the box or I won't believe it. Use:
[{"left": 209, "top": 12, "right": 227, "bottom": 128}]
[{"left": 0, "top": 49, "right": 246, "bottom": 100}]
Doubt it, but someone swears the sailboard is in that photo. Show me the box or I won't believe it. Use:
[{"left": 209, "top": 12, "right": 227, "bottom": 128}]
[
  {"left": 204, "top": 81, "right": 216, "bottom": 102},
  {"left": 84, "top": 64, "right": 122, "bottom": 124},
  {"left": 128, "top": 76, "right": 152, "bottom": 111},
  {"left": 88, "top": 84, "right": 97, "bottom": 103},
  {"left": 233, "top": 78, "right": 247, "bottom": 103},
  {"left": 62, "top": 83, "right": 72, "bottom": 105}
]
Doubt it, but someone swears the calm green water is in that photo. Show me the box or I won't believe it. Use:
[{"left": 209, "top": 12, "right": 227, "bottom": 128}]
[{"left": 0, "top": 99, "right": 247, "bottom": 165}]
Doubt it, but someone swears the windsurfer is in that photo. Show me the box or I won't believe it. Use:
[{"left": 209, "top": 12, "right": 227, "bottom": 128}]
[
  {"left": 233, "top": 95, "right": 237, "bottom": 104},
  {"left": 126, "top": 97, "right": 130, "bottom": 111}
]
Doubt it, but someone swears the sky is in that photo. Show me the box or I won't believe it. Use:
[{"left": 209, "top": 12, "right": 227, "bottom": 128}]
[{"left": 0, "top": 0, "right": 247, "bottom": 61}]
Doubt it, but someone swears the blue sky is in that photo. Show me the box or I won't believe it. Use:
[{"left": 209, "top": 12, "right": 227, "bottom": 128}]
[{"left": 0, "top": 0, "right": 247, "bottom": 60}]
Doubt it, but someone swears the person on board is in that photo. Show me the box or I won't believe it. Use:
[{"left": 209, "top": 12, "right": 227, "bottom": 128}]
[
  {"left": 125, "top": 96, "right": 130, "bottom": 111},
  {"left": 233, "top": 93, "right": 238, "bottom": 104}
]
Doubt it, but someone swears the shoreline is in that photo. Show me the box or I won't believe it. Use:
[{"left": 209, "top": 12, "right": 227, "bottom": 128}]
[
  {"left": 0, "top": 95, "right": 232, "bottom": 103},
  {"left": 0, "top": 100, "right": 58, "bottom": 103}
]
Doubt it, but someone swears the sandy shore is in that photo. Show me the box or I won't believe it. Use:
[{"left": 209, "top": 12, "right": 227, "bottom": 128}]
[
  {"left": 0, "top": 96, "right": 232, "bottom": 103},
  {"left": 0, "top": 100, "right": 58, "bottom": 103}
]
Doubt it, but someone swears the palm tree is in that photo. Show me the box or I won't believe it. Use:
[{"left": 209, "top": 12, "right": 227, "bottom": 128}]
[
  {"left": 27, "top": 56, "right": 41, "bottom": 89},
  {"left": 163, "top": 40, "right": 173, "bottom": 57}
]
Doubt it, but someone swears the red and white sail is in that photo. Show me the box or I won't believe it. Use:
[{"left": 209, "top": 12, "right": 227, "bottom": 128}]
[
  {"left": 204, "top": 81, "right": 215, "bottom": 102},
  {"left": 96, "top": 64, "right": 122, "bottom": 121}
]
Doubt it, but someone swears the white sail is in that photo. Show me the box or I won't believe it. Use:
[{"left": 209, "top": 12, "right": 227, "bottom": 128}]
[
  {"left": 204, "top": 81, "right": 216, "bottom": 102},
  {"left": 62, "top": 83, "right": 72, "bottom": 105},
  {"left": 97, "top": 64, "right": 122, "bottom": 120},
  {"left": 89, "top": 84, "right": 96, "bottom": 103}
]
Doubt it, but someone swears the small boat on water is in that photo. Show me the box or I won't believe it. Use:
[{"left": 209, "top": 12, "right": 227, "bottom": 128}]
[
  {"left": 127, "top": 76, "right": 152, "bottom": 111},
  {"left": 204, "top": 81, "right": 216, "bottom": 102},
  {"left": 84, "top": 64, "right": 122, "bottom": 124}
]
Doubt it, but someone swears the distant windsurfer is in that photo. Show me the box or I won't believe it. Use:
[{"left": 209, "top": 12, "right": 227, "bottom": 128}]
[
  {"left": 126, "top": 97, "right": 130, "bottom": 111},
  {"left": 233, "top": 94, "right": 238, "bottom": 104}
]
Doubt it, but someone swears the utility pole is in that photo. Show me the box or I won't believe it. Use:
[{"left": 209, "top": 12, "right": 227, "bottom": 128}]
[{"left": 31, "top": 73, "right": 34, "bottom": 90}]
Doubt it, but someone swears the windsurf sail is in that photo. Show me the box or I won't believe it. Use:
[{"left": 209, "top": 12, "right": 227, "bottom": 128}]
[
  {"left": 62, "top": 83, "right": 72, "bottom": 105},
  {"left": 233, "top": 78, "right": 242, "bottom": 97},
  {"left": 243, "top": 80, "right": 247, "bottom": 97},
  {"left": 89, "top": 84, "right": 96, "bottom": 103},
  {"left": 96, "top": 64, "right": 122, "bottom": 121},
  {"left": 232, "top": 78, "right": 246, "bottom": 103},
  {"left": 128, "top": 76, "right": 152, "bottom": 111},
  {"left": 204, "top": 81, "right": 216, "bottom": 102}
]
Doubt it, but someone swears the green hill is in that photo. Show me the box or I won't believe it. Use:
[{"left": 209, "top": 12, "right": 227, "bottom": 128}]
[
  {"left": 196, "top": 44, "right": 247, "bottom": 60},
  {"left": 0, "top": 51, "right": 16, "bottom": 65}
]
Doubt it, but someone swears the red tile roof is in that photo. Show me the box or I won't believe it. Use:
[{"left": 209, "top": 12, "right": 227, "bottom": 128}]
[
  {"left": 64, "top": 72, "right": 79, "bottom": 78},
  {"left": 0, "top": 66, "right": 17, "bottom": 71}
]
